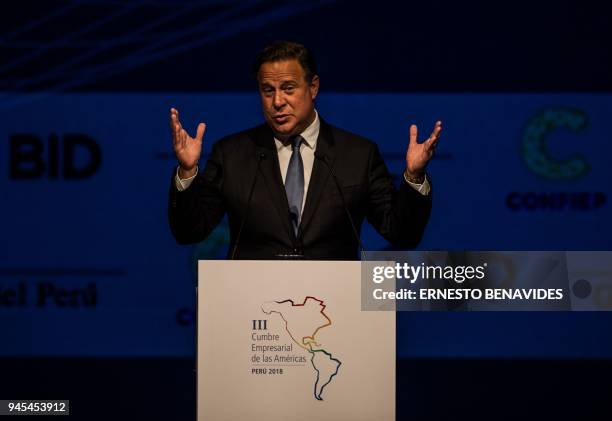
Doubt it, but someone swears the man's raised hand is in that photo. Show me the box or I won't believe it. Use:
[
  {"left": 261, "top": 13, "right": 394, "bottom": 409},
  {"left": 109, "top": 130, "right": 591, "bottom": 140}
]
[
  {"left": 170, "top": 107, "right": 206, "bottom": 179},
  {"left": 405, "top": 120, "right": 442, "bottom": 182}
]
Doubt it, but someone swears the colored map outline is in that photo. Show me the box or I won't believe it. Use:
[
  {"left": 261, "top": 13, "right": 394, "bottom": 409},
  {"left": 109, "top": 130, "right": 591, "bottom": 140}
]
[{"left": 262, "top": 296, "right": 342, "bottom": 400}]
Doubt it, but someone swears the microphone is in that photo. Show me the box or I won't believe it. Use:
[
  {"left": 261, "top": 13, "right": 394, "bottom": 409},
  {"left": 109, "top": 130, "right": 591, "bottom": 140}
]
[
  {"left": 230, "top": 150, "right": 266, "bottom": 259},
  {"left": 314, "top": 150, "right": 365, "bottom": 258}
]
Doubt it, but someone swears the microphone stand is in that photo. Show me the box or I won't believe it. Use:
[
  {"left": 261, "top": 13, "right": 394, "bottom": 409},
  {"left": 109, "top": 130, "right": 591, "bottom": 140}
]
[
  {"left": 315, "top": 151, "right": 365, "bottom": 259},
  {"left": 230, "top": 151, "right": 266, "bottom": 259}
]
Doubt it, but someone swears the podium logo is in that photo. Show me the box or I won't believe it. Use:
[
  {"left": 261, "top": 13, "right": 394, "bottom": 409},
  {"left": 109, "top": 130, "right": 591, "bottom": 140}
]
[
  {"left": 261, "top": 297, "right": 342, "bottom": 401},
  {"left": 9, "top": 133, "right": 102, "bottom": 180}
]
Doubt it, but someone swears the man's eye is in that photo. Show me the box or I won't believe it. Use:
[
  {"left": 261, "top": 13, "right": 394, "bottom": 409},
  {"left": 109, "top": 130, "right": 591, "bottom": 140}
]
[{"left": 284, "top": 86, "right": 295, "bottom": 92}]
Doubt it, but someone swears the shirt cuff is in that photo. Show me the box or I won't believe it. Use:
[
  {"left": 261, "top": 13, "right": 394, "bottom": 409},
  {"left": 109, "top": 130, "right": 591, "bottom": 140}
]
[
  {"left": 175, "top": 166, "right": 198, "bottom": 191},
  {"left": 403, "top": 172, "right": 431, "bottom": 196}
]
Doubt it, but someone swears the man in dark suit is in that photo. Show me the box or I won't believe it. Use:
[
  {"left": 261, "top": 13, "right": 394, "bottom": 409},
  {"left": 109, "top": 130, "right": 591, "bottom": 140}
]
[{"left": 168, "top": 41, "right": 441, "bottom": 260}]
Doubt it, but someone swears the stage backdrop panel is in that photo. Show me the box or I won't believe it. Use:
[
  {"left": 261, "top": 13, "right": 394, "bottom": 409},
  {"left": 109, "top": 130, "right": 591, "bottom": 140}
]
[{"left": 0, "top": 93, "right": 610, "bottom": 357}]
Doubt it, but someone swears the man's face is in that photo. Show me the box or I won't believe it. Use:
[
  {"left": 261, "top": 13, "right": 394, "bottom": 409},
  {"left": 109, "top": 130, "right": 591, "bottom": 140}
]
[{"left": 257, "top": 59, "right": 319, "bottom": 138}]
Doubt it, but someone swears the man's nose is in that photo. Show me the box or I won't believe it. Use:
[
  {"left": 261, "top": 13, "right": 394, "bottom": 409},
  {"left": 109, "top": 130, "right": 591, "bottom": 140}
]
[{"left": 273, "top": 91, "right": 285, "bottom": 108}]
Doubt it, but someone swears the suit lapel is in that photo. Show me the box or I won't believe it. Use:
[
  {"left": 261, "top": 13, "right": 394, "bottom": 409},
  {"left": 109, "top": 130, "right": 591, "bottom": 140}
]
[
  {"left": 250, "top": 124, "right": 295, "bottom": 241},
  {"left": 249, "top": 118, "right": 336, "bottom": 242},
  {"left": 299, "top": 119, "right": 336, "bottom": 236}
]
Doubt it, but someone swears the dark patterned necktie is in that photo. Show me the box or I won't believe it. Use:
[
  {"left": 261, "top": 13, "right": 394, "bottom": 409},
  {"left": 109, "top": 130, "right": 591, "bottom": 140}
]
[{"left": 285, "top": 135, "right": 304, "bottom": 235}]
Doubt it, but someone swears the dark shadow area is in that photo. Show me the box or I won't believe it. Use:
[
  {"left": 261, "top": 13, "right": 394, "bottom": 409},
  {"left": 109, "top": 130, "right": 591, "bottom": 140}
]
[{"left": 1, "top": 357, "right": 610, "bottom": 420}]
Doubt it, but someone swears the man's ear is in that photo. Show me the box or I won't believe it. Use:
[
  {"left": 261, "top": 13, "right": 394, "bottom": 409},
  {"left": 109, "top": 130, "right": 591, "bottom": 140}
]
[{"left": 310, "top": 75, "right": 320, "bottom": 99}]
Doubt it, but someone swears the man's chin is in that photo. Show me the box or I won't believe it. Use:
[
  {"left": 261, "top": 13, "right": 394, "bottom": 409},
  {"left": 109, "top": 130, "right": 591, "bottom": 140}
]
[{"left": 269, "top": 121, "right": 296, "bottom": 136}]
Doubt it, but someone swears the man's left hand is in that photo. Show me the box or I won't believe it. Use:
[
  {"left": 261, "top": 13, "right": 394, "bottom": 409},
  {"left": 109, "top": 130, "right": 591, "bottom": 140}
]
[{"left": 405, "top": 120, "right": 442, "bottom": 182}]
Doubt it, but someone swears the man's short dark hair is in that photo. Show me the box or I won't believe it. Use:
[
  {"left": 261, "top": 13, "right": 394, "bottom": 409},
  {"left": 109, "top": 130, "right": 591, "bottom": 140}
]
[{"left": 252, "top": 41, "right": 318, "bottom": 83}]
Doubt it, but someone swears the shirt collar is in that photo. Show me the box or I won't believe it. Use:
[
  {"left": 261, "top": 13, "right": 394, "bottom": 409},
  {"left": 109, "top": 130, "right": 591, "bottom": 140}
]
[{"left": 275, "top": 110, "right": 319, "bottom": 151}]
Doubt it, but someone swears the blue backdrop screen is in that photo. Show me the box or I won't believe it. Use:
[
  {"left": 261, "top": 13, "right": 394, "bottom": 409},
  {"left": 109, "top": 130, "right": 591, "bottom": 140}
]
[{"left": 1, "top": 93, "right": 610, "bottom": 357}]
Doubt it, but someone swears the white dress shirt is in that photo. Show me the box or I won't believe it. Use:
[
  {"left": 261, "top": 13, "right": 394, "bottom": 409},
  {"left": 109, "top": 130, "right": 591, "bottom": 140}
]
[
  {"left": 175, "top": 111, "right": 431, "bottom": 200},
  {"left": 273, "top": 110, "right": 319, "bottom": 213}
]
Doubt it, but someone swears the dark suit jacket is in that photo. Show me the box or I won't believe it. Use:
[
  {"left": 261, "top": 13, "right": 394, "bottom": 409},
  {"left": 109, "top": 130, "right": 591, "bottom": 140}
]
[{"left": 168, "top": 118, "right": 432, "bottom": 260}]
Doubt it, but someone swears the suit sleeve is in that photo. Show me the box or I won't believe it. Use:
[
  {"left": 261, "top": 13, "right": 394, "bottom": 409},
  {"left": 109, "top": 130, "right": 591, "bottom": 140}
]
[
  {"left": 366, "top": 143, "right": 432, "bottom": 248},
  {"left": 168, "top": 141, "right": 226, "bottom": 245}
]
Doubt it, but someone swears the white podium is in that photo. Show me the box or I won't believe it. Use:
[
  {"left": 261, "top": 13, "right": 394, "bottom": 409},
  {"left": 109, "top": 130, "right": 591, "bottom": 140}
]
[{"left": 197, "top": 260, "right": 395, "bottom": 421}]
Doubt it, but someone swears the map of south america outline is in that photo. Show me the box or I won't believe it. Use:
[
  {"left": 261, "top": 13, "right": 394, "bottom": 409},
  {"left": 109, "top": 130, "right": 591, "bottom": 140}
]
[{"left": 261, "top": 296, "right": 342, "bottom": 401}]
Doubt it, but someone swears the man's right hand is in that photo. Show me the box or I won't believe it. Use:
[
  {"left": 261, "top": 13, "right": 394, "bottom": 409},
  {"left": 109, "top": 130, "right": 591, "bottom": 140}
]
[{"left": 170, "top": 107, "right": 206, "bottom": 179}]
